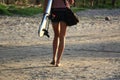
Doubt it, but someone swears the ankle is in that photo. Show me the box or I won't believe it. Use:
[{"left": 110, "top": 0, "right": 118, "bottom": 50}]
[
  {"left": 50, "top": 60, "right": 55, "bottom": 65},
  {"left": 56, "top": 63, "right": 61, "bottom": 67}
]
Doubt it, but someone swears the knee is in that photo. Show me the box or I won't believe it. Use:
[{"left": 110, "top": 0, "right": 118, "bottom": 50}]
[
  {"left": 54, "top": 34, "right": 59, "bottom": 39},
  {"left": 54, "top": 33, "right": 66, "bottom": 40},
  {"left": 59, "top": 35, "right": 66, "bottom": 41}
]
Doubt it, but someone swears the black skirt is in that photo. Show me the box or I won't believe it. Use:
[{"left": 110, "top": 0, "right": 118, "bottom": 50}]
[
  {"left": 50, "top": 8, "right": 67, "bottom": 23},
  {"left": 50, "top": 8, "right": 79, "bottom": 26}
]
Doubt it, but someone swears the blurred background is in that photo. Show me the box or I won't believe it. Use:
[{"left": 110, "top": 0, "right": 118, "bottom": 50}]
[{"left": 0, "top": 0, "right": 120, "bottom": 16}]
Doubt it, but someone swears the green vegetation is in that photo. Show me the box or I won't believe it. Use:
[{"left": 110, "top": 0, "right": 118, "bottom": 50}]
[
  {"left": 0, "top": 4, "right": 43, "bottom": 16},
  {"left": 74, "top": 0, "right": 120, "bottom": 9},
  {"left": 0, "top": 4, "right": 11, "bottom": 15},
  {"left": 0, "top": 0, "right": 120, "bottom": 16},
  {"left": 71, "top": 7, "right": 86, "bottom": 12}
]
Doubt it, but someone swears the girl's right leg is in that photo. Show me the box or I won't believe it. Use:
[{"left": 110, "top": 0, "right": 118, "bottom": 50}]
[
  {"left": 51, "top": 22, "right": 60, "bottom": 65},
  {"left": 56, "top": 21, "right": 67, "bottom": 67}
]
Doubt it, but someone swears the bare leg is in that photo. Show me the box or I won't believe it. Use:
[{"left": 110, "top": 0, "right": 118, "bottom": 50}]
[
  {"left": 51, "top": 22, "right": 59, "bottom": 65},
  {"left": 51, "top": 21, "right": 67, "bottom": 66},
  {"left": 56, "top": 21, "right": 67, "bottom": 66}
]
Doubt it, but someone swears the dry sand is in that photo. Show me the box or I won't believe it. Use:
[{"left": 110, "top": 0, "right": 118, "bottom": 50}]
[{"left": 0, "top": 9, "right": 120, "bottom": 80}]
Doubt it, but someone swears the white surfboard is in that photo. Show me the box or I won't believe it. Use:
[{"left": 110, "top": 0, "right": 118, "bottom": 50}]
[{"left": 38, "top": 0, "right": 53, "bottom": 37}]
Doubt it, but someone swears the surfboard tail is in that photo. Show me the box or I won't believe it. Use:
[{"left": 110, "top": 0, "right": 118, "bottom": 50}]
[
  {"left": 38, "top": 0, "right": 53, "bottom": 37},
  {"left": 38, "top": 14, "right": 47, "bottom": 36}
]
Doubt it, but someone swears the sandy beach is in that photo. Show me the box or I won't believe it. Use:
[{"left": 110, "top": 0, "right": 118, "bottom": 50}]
[{"left": 0, "top": 9, "right": 120, "bottom": 80}]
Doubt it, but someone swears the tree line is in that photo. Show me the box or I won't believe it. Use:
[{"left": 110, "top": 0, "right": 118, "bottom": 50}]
[
  {"left": 0, "top": 0, "right": 41, "bottom": 5},
  {"left": 74, "top": 0, "right": 118, "bottom": 7},
  {"left": 0, "top": 0, "right": 119, "bottom": 8},
  {"left": 81, "top": 0, "right": 117, "bottom": 7}
]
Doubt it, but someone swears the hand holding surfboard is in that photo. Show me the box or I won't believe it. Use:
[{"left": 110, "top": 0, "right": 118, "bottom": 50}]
[{"left": 38, "top": 0, "right": 53, "bottom": 37}]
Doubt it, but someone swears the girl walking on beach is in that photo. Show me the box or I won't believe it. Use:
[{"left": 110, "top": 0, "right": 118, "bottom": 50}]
[{"left": 44, "top": 0, "right": 75, "bottom": 67}]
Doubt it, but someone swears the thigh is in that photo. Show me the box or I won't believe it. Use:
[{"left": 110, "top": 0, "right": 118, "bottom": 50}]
[
  {"left": 59, "top": 21, "right": 67, "bottom": 37},
  {"left": 52, "top": 22, "right": 60, "bottom": 36}
]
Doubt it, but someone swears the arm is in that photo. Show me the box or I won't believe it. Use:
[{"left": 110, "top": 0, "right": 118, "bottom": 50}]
[
  {"left": 68, "top": 0, "right": 74, "bottom": 5},
  {"left": 43, "top": 0, "right": 48, "bottom": 13}
]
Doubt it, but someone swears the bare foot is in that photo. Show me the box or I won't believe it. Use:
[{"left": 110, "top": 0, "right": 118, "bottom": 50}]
[
  {"left": 50, "top": 60, "right": 55, "bottom": 65},
  {"left": 55, "top": 63, "right": 61, "bottom": 67}
]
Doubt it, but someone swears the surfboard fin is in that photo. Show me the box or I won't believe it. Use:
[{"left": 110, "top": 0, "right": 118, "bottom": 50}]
[{"left": 43, "top": 29, "right": 50, "bottom": 38}]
